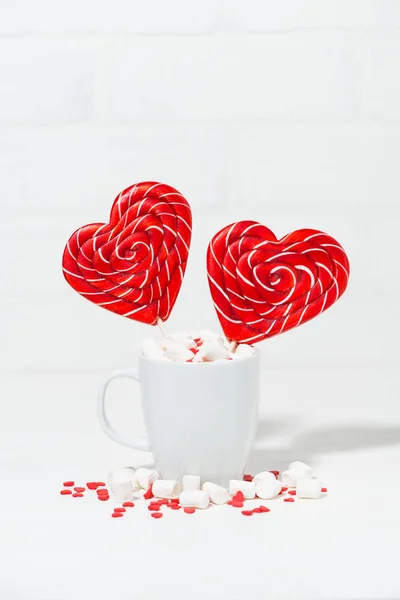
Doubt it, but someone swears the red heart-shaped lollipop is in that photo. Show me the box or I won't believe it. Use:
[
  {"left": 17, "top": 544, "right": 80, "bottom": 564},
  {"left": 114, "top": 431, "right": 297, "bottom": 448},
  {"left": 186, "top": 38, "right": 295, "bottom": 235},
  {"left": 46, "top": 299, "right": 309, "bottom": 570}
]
[
  {"left": 62, "top": 182, "right": 192, "bottom": 324},
  {"left": 207, "top": 221, "right": 349, "bottom": 343}
]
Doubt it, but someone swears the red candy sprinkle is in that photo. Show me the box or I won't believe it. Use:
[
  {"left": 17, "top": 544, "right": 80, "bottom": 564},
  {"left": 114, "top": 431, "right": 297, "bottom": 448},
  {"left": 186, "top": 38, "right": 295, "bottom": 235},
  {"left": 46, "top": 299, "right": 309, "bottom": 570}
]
[
  {"left": 97, "top": 482, "right": 106, "bottom": 487},
  {"left": 227, "top": 500, "right": 233, "bottom": 505},
  {"left": 112, "top": 512, "right": 123, "bottom": 518},
  {"left": 284, "top": 497, "right": 295, "bottom": 502},
  {"left": 123, "top": 502, "right": 135, "bottom": 507},
  {"left": 60, "top": 489, "right": 72, "bottom": 495},
  {"left": 233, "top": 491, "right": 244, "bottom": 502},
  {"left": 87, "top": 482, "right": 99, "bottom": 490},
  {"left": 114, "top": 507, "right": 126, "bottom": 513},
  {"left": 63, "top": 481, "right": 74, "bottom": 487},
  {"left": 148, "top": 505, "right": 161, "bottom": 511},
  {"left": 243, "top": 474, "right": 254, "bottom": 482},
  {"left": 194, "top": 338, "right": 202, "bottom": 343},
  {"left": 259, "top": 505, "right": 270, "bottom": 513},
  {"left": 170, "top": 504, "right": 181, "bottom": 510},
  {"left": 288, "top": 490, "right": 296, "bottom": 496},
  {"left": 242, "top": 510, "right": 253, "bottom": 516},
  {"left": 74, "top": 487, "right": 85, "bottom": 493},
  {"left": 281, "top": 487, "right": 288, "bottom": 492},
  {"left": 321, "top": 487, "right": 328, "bottom": 493},
  {"left": 72, "top": 493, "right": 84, "bottom": 497},
  {"left": 144, "top": 485, "right": 154, "bottom": 500},
  {"left": 158, "top": 499, "right": 169, "bottom": 505},
  {"left": 98, "top": 496, "right": 109, "bottom": 501},
  {"left": 232, "top": 501, "right": 244, "bottom": 508},
  {"left": 151, "top": 512, "right": 163, "bottom": 519},
  {"left": 252, "top": 508, "right": 263, "bottom": 513},
  {"left": 269, "top": 471, "right": 279, "bottom": 478},
  {"left": 97, "top": 489, "right": 109, "bottom": 496},
  {"left": 184, "top": 507, "right": 196, "bottom": 514}
]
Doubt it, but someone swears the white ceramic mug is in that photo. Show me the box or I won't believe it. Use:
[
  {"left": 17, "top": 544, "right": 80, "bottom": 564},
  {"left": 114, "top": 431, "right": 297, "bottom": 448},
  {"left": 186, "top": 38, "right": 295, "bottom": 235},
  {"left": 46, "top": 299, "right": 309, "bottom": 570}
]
[{"left": 98, "top": 351, "right": 260, "bottom": 487}]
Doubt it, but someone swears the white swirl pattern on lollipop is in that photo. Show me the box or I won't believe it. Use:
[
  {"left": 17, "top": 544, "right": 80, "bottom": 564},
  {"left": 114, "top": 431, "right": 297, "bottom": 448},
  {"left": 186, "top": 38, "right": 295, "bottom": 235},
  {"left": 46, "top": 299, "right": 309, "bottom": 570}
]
[{"left": 207, "top": 221, "right": 350, "bottom": 343}]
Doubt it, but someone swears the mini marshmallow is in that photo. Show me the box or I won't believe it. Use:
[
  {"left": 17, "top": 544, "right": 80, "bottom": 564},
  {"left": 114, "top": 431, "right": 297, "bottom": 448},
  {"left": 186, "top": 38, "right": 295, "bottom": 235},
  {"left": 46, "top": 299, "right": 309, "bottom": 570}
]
[
  {"left": 289, "top": 461, "right": 313, "bottom": 477},
  {"left": 182, "top": 475, "right": 200, "bottom": 491},
  {"left": 202, "top": 482, "right": 229, "bottom": 505},
  {"left": 296, "top": 478, "right": 322, "bottom": 499},
  {"left": 256, "top": 478, "right": 282, "bottom": 499},
  {"left": 108, "top": 467, "right": 139, "bottom": 503},
  {"left": 141, "top": 338, "right": 165, "bottom": 359},
  {"left": 163, "top": 338, "right": 194, "bottom": 362},
  {"left": 234, "top": 344, "right": 254, "bottom": 357},
  {"left": 198, "top": 340, "right": 230, "bottom": 362},
  {"left": 135, "top": 468, "right": 159, "bottom": 490},
  {"left": 190, "top": 330, "right": 221, "bottom": 342},
  {"left": 152, "top": 479, "right": 181, "bottom": 499},
  {"left": 281, "top": 469, "right": 308, "bottom": 488},
  {"left": 179, "top": 490, "right": 210, "bottom": 509},
  {"left": 168, "top": 332, "right": 195, "bottom": 349},
  {"left": 253, "top": 471, "right": 277, "bottom": 485},
  {"left": 229, "top": 480, "right": 256, "bottom": 499}
]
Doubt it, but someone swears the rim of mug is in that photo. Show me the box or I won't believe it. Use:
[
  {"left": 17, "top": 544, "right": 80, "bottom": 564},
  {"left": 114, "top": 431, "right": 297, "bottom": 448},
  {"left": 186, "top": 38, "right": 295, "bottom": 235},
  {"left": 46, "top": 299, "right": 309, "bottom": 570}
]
[{"left": 139, "top": 347, "right": 260, "bottom": 366}]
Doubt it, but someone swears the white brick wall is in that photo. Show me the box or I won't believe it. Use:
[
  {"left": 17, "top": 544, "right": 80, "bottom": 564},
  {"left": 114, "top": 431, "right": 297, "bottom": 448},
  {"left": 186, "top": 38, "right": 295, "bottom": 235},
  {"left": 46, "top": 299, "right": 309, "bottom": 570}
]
[{"left": 1, "top": 1, "right": 399, "bottom": 372}]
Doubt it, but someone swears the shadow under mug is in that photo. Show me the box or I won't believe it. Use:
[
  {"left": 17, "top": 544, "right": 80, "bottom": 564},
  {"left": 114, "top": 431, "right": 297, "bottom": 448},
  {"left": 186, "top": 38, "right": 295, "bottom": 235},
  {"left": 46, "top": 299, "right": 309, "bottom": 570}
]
[{"left": 98, "top": 351, "right": 260, "bottom": 487}]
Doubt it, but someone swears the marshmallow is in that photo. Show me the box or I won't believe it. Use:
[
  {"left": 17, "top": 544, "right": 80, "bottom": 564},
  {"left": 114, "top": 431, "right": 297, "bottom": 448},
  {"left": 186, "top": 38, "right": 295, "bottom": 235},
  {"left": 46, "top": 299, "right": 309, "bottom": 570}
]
[
  {"left": 108, "top": 467, "right": 139, "bottom": 503},
  {"left": 190, "top": 330, "right": 221, "bottom": 342},
  {"left": 179, "top": 490, "right": 210, "bottom": 509},
  {"left": 152, "top": 479, "right": 181, "bottom": 499},
  {"left": 168, "top": 332, "right": 195, "bottom": 349},
  {"left": 182, "top": 475, "right": 200, "bottom": 491},
  {"left": 281, "top": 469, "right": 308, "bottom": 488},
  {"left": 198, "top": 340, "right": 230, "bottom": 362},
  {"left": 289, "top": 461, "right": 313, "bottom": 477},
  {"left": 229, "top": 480, "right": 256, "bottom": 499},
  {"left": 202, "top": 482, "right": 229, "bottom": 505},
  {"left": 162, "top": 338, "right": 194, "bottom": 362},
  {"left": 256, "top": 478, "right": 282, "bottom": 499},
  {"left": 296, "top": 478, "right": 322, "bottom": 499},
  {"left": 141, "top": 338, "right": 165, "bottom": 359},
  {"left": 253, "top": 471, "right": 277, "bottom": 485},
  {"left": 234, "top": 344, "right": 254, "bottom": 357},
  {"left": 135, "top": 468, "right": 159, "bottom": 490}
]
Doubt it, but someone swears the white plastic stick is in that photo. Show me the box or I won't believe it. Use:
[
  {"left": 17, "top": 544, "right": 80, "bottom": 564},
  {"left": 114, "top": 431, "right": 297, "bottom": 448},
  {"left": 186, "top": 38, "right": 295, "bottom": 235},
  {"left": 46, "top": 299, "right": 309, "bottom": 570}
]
[{"left": 157, "top": 317, "right": 167, "bottom": 337}]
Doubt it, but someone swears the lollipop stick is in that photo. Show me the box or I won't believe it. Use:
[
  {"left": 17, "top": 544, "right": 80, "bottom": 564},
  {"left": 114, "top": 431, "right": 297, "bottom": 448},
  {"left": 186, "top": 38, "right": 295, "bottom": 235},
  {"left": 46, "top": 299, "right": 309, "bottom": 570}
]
[
  {"left": 229, "top": 341, "right": 238, "bottom": 354},
  {"left": 157, "top": 317, "right": 167, "bottom": 338}
]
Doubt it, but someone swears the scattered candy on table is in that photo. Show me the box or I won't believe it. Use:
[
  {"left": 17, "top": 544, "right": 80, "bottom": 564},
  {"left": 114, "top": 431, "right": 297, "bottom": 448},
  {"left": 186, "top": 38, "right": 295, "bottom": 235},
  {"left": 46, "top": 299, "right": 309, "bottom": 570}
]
[{"left": 58, "top": 462, "right": 328, "bottom": 521}]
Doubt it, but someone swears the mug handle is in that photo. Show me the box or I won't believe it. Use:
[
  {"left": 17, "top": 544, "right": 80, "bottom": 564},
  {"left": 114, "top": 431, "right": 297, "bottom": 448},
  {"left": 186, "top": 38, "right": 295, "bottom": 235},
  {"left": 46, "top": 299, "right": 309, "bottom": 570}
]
[{"left": 97, "top": 369, "right": 150, "bottom": 451}]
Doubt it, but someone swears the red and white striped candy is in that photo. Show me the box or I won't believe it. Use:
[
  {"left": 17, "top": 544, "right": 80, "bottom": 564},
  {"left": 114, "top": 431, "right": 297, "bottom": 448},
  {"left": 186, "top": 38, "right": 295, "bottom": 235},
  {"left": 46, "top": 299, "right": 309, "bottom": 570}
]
[
  {"left": 62, "top": 182, "right": 192, "bottom": 324},
  {"left": 207, "top": 221, "right": 350, "bottom": 343}
]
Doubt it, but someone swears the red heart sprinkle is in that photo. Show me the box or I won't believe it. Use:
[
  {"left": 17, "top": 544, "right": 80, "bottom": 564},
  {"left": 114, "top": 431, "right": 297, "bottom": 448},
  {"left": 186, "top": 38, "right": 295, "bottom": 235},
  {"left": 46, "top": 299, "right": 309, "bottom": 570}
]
[
  {"left": 281, "top": 487, "right": 288, "bottom": 492},
  {"left": 259, "top": 505, "right": 270, "bottom": 513},
  {"left": 123, "top": 502, "right": 135, "bottom": 507},
  {"left": 63, "top": 481, "right": 74, "bottom": 487},
  {"left": 114, "top": 507, "right": 126, "bottom": 513},
  {"left": 60, "top": 490, "right": 72, "bottom": 495},
  {"left": 227, "top": 500, "right": 233, "bottom": 505},
  {"left": 284, "top": 497, "right": 295, "bottom": 503},
  {"left": 252, "top": 508, "right": 263, "bottom": 513},
  {"left": 184, "top": 508, "right": 196, "bottom": 514},
  {"left": 112, "top": 513, "right": 123, "bottom": 518},
  {"left": 62, "top": 182, "right": 192, "bottom": 324},
  {"left": 151, "top": 512, "right": 163, "bottom": 519},
  {"left": 144, "top": 485, "right": 154, "bottom": 500},
  {"left": 170, "top": 504, "right": 181, "bottom": 510},
  {"left": 232, "top": 501, "right": 244, "bottom": 508},
  {"left": 269, "top": 471, "right": 280, "bottom": 478},
  {"left": 74, "top": 487, "right": 85, "bottom": 493},
  {"left": 243, "top": 474, "right": 254, "bottom": 482},
  {"left": 96, "top": 482, "right": 106, "bottom": 487},
  {"left": 97, "top": 489, "right": 109, "bottom": 495},
  {"left": 87, "top": 482, "right": 99, "bottom": 490},
  {"left": 207, "top": 221, "right": 349, "bottom": 343},
  {"left": 288, "top": 490, "right": 296, "bottom": 496},
  {"left": 98, "top": 496, "right": 109, "bottom": 501},
  {"left": 72, "top": 493, "right": 84, "bottom": 497},
  {"left": 241, "top": 510, "right": 253, "bottom": 516},
  {"left": 321, "top": 487, "right": 328, "bottom": 493},
  {"left": 233, "top": 491, "right": 244, "bottom": 502}
]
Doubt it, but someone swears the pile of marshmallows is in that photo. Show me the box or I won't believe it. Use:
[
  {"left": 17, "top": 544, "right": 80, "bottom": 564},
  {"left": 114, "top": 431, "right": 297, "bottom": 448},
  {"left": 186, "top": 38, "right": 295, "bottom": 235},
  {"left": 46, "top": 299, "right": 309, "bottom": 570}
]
[
  {"left": 109, "top": 461, "right": 325, "bottom": 512},
  {"left": 141, "top": 330, "right": 254, "bottom": 363}
]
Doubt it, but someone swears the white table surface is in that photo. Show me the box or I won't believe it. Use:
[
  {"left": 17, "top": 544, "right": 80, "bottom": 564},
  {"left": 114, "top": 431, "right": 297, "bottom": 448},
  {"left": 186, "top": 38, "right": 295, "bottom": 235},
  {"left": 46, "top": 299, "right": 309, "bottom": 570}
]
[{"left": 1, "top": 366, "right": 399, "bottom": 600}]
